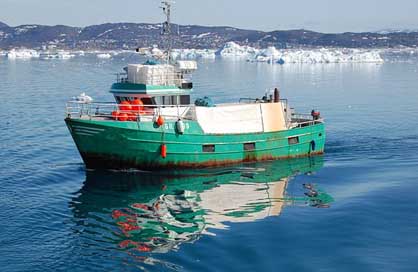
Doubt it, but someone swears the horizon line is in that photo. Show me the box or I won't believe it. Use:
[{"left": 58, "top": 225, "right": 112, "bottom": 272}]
[{"left": 1, "top": 20, "right": 417, "bottom": 35}]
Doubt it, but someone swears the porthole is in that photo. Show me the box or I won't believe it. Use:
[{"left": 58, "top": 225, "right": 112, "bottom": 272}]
[
  {"left": 244, "top": 142, "right": 255, "bottom": 151},
  {"left": 202, "top": 144, "right": 215, "bottom": 153},
  {"left": 288, "top": 137, "right": 299, "bottom": 145}
]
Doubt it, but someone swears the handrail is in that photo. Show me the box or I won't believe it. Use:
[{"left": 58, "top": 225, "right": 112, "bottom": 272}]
[
  {"left": 66, "top": 101, "right": 323, "bottom": 128},
  {"left": 291, "top": 113, "right": 313, "bottom": 120},
  {"left": 66, "top": 101, "right": 197, "bottom": 108},
  {"left": 66, "top": 101, "right": 197, "bottom": 121},
  {"left": 239, "top": 97, "right": 289, "bottom": 104},
  {"left": 115, "top": 70, "right": 193, "bottom": 86},
  {"left": 291, "top": 118, "right": 324, "bottom": 128}
]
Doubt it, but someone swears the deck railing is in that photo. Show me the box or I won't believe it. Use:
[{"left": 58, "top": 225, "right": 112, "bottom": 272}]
[
  {"left": 115, "top": 72, "right": 193, "bottom": 87},
  {"left": 66, "top": 101, "right": 196, "bottom": 121},
  {"left": 291, "top": 119, "right": 324, "bottom": 128},
  {"left": 290, "top": 113, "right": 324, "bottom": 128},
  {"left": 66, "top": 101, "right": 323, "bottom": 127}
]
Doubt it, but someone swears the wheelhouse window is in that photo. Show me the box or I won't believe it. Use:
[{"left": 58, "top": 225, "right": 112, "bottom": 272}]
[
  {"left": 115, "top": 95, "right": 190, "bottom": 106},
  {"left": 141, "top": 97, "right": 155, "bottom": 106},
  {"left": 180, "top": 95, "right": 191, "bottom": 105},
  {"left": 162, "top": 96, "right": 174, "bottom": 105},
  {"left": 154, "top": 95, "right": 190, "bottom": 106}
]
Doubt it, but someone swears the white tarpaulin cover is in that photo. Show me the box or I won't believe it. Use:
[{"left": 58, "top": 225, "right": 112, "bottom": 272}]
[
  {"left": 127, "top": 64, "right": 176, "bottom": 85},
  {"left": 196, "top": 104, "right": 262, "bottom": 134},
  {"left": 195, "top": 103, "right": 287, "bottom": 134}
]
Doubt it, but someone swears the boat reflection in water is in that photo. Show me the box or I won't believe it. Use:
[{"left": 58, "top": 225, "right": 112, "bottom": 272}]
[{"left": 70, "top": 156, "right": 332, "bottom": 258}]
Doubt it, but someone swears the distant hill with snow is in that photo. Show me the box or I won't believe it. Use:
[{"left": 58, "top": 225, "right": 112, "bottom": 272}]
[{"left": 0, "top": 21, "right": 417, "bottom": 50}]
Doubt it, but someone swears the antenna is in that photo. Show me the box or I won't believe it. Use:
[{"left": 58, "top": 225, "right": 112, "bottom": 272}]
[{"left": 160, "top": 1, "right": 175, "bottom": 63}]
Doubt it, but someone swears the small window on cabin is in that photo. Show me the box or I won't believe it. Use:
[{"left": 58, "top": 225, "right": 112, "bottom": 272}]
[
  {"left": 175, "top": 96, "right": 181, "bottom": 105},
  {"left": 288, "top": 137, "right": 299, "bottom": 145},
  {"left": 202, "top": 144, "right": 215, "bottom": 153},
  {"left": 180, "top": 95, "right": 191, "bottom": 105},
  {"left": 162, "top": 96, "right": 174, "bottom": 105},
  {"left": 154, "top": 96, "right": 162, "bottom": 105},
  {"left": 170, "top": 96, "right": 180, "bottom": 105},
  {"left": 244, "top": 143, "right": 256, "bottom": 151},
  {"left": 141, "top": 97, "right": 155, "bottom": 106}
]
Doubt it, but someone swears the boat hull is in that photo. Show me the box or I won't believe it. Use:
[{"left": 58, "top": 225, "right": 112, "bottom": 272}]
[{"left": 65, "top": 118, "right": 325, "bottom": 170}]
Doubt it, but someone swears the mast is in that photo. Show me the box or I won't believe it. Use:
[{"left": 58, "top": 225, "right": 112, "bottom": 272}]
[{"left": 160, "top": 0, "right": 174, "bottom": 64}]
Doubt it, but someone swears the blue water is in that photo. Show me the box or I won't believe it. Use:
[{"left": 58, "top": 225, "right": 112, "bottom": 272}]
[{"left": 1, "top": 55, "right": 418, "bottom": 271}]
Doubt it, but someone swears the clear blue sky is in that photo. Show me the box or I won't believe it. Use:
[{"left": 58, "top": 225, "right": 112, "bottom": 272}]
[{"left": 1, "top": 0, "right": 417, "bottom": 33}]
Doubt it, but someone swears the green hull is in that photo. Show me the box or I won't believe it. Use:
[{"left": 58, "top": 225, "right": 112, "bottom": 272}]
[{"left": 65, "top": 117, "right": 325, "bottom": 170}]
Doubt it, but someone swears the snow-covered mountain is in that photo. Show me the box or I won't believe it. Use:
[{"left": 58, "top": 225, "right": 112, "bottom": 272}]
[{"left": 0, "top": 21, "right": 417, "bottom": 50}]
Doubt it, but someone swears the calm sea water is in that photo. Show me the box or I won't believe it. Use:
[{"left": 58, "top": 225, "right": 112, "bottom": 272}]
[{"left": 1, "top": 55, "right": 418, "bottom": 272}]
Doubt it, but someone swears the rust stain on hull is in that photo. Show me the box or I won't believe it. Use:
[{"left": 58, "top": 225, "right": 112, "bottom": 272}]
[{"left": 80, "top": 151, "right": 324, "bottom": 171}]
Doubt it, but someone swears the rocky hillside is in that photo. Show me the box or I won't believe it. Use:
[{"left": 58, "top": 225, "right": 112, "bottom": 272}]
[{"left": 0, "top": 21, "right": 417, "bottom": 50}]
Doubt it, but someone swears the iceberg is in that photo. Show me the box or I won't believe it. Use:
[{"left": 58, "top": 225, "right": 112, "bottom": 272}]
[
  {"left": 7, "top": 49, "right": 40, "bottom": 59},
  {"left": 58, "top": 51, "right": 75, "bottom": 59},
  {"left": 97, "top": 53, "right": 112, "bottom": 59},
  {"left": 214, "top": 42, "right": 384, "bottom": 64},
  {"left": 150, "top": 47, "right": 164, "bottom": 58},
  {"left": 74, "top": 50, "right": 85, "bottom": 57},
  {"left": 216, "top": 41, "right": 259, "bottom": 58},
  {"left": 40, "top": 50, "right": 75, "bottom": 60},
  {"left": 247, "top": 47, "right": 384, "bottom": 64},
  {"left": 171, "top": 49, "right": 216, "bottom": 60}
]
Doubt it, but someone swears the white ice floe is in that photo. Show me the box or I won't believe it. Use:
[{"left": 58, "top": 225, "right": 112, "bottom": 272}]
[
  {"left": 97, "top": 53, "right": 112, "bottom": 59},
  {"left": 251, "top": 46, "right": 281, "bottom": 62},
  {"left": 216, "top": 41, "right": 259, "bottom": 57},
  {"left": 213, "top": 42, "right": 384, "bottom": 63},
  {"left": 264, "top": 48, "right": 385, "bottom": 64},
  {"left": 40, "top": 50, "right": 75, "bottom": 60},
  {"left": 74, "top": 50, "right": 85, "bottom": 56},
  {"left": 143, "top": 43, "right": 384, "bottom": 63},
  {"left": 1, "top": 42, "right": 402, "bottom": 64},
  {"left": 171, "top": 49, "right": 216, "bottom": 59},
  {"left": 150, "top": 47, "right": 164, "bottom": 58},
  {"left": 246, "top": 46, "right": 383, "bottom": 64},
  {"left": 6, "top": 48, "right": 40, "bottom": 59}
]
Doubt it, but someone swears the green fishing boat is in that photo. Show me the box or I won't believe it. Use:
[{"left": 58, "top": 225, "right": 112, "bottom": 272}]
[{"left": 65, "top": 1, "right": 325, "bottom": 171}]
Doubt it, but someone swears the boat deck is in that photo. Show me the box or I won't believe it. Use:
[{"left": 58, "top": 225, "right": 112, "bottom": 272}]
[{"left": 66, "top": 101, "right": 323, "bottom": 132}]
